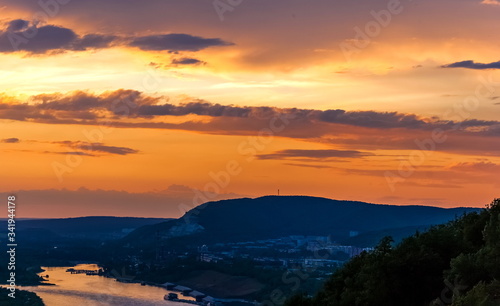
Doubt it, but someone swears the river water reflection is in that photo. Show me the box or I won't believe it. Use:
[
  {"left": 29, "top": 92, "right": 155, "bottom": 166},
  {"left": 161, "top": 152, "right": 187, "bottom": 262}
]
[{"left": 21, "top": 264, "right": 193, "bottom": 306}]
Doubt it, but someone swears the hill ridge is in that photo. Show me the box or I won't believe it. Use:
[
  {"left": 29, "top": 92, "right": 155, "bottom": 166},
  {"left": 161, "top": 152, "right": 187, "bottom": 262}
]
[{"left": 124, "top": 196, "right": 481, "bottom": 247}]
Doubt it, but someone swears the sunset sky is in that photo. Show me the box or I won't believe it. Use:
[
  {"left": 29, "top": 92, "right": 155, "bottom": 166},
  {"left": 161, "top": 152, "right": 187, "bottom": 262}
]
[{"left": 1, "top": 0, "right": 500, "bottom": 218}]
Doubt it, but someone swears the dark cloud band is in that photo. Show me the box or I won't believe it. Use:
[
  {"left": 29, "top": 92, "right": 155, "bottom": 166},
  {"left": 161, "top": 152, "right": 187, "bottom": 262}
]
[
  {"left": 441, "top": 60, "right": 500, "bottom": 70},
  {"left": 257, "top": 149, "right": 373, "bottom": 160},
  {"left": 130, "top": 34, "right": 232, "bottom": 52},
  {"left": 0, "top": 19, "right": 233, "bottom": 54},
  {"left": 1, "top": 89, "right": 499, "bottom": 133},
  {"left": 53, "top": 140, "right": 139, "bottom": 156}
]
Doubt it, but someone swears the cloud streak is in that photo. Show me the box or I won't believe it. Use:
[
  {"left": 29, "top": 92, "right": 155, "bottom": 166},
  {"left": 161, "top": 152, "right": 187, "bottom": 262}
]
[
  {"left": 129, "top": 34, "right": 232, "bottom": 52},
  {"left": 0, "top": 19, "right": 232, "bottom": 54},
  {"left": 448, "top": 161, "right": 500, "bottom": 173},
  {"left": 53, "top": 141, "right": 139, "bottom": 156},
  {"left": 1, "top": 137, "right": 19, "bottom": 143},
  {"left": 171, "top": 57, "right": 206, "bottom": 66},
  {"left": 2, "top": 139, "right": 139, "bottom": 157},
  {"left": 482, "top": 0, "right": 500, "bottom": 5},
  {"left": 257, "top": 149, "right": 373, "bottom": 160},
  {"left": 441, "top": 60, "right": 500, "bottom": 70}
]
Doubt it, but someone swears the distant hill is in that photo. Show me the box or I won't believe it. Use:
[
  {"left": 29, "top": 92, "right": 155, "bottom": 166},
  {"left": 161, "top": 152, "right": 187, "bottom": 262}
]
[
  {"left": 124, "top": 196, "right": 480, "bottom": 247},
  {"left": 0, "top": 216, "right": 170, "bottom": 241}
]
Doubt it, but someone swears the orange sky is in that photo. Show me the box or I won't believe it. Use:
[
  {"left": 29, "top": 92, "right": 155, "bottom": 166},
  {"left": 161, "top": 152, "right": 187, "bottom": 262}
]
[{"left": 1, "top": 0, "right": 499, "bottom": 217}]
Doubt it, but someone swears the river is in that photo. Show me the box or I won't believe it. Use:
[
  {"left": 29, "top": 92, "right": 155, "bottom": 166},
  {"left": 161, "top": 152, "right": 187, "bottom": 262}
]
[{"left": 20, "top": 264, "right": 195, "bottom": 306}]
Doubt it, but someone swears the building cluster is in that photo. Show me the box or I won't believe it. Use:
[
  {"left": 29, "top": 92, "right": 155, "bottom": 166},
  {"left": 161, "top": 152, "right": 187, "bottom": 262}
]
[{"left": 197, "top": 235, "right": 373, "bottom": 269}]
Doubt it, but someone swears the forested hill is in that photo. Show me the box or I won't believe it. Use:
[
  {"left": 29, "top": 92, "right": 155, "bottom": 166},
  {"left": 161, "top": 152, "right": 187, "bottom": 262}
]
[
  {"left": 286, "top": 198, "right": 500, "bottom": 306},
  {"left": 124, "top": 196, "right": 479, "bottom": 247}
]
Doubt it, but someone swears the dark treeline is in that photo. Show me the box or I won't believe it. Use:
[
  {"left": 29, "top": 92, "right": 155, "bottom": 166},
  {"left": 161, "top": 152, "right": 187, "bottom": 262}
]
[
  {"left": 0, "top": 287, "right": 44, "bottom": 306},
  {"left": 286, "top": 199, "right": 500, "bottom": 306}
]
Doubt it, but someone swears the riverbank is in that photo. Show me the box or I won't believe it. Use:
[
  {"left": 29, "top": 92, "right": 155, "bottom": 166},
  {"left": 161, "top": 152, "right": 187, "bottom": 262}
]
[
  {"left": 109, "top": 276, "right": 256, "bottom": 306},
  {"left": 23, "top": 261, "right": 259, "bottom": 305},
  {"left": 20, "top": 264, "right": 195, "bottom": 305},
  {"left": 14, "top": 262, "right": 262, "bottom": 305},
  {"left": 101, "top": 258, "right": 277, "bottom": 305}
]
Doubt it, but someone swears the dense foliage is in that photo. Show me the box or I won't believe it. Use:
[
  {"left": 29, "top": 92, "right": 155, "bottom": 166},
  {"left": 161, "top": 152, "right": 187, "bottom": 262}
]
[{"left": 286, "top": 199, "right": 500, "bottom": 306}]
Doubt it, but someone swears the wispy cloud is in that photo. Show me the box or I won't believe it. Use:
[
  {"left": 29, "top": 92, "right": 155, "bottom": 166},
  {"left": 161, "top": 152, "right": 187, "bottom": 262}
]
[
  {"left": 481, "top": 0, "right": 500, "bottom": 5},
  {"left": 52, "top": 141, "right": 139, "bottom": 156},
  {"left": 44, "top": 151, "right": 96, "bottom": 157},
  {"left": 447, "top": 161, "right": 500, "bottom": 173},
  {"left": 171, "top": 57, "right": 206, "bottom": 66},
  {"left": 283, "top": 163, "right": 333, "bottom": 169},
  {"left": 441, "top": 60, "right": 500, "bottom": 70},
  {"left": 1, "top": 137, "right": 19, "bottom": 143},
  {"left": 129, "top": 34, "right": 232, "bottom": 52},
  {"left": 257, "top": 149, "right": 373, "bottom": 160}
]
